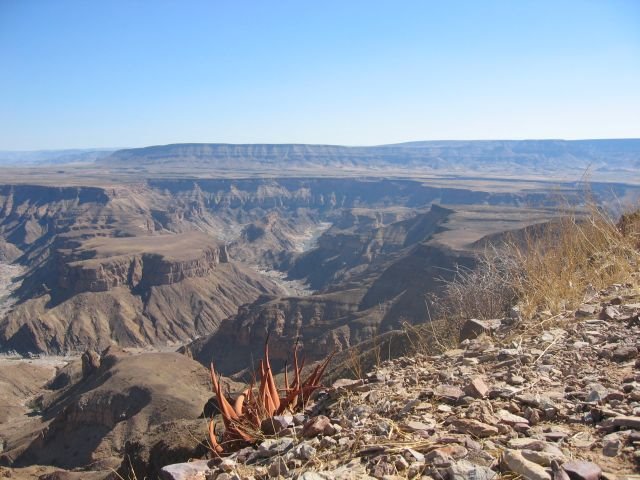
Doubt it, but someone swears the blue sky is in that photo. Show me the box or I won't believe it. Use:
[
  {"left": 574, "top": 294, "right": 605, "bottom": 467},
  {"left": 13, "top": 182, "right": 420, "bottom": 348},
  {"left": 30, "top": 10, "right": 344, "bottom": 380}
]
[{"left": 0, "top": 0, "right": 639, "bottom": 150}]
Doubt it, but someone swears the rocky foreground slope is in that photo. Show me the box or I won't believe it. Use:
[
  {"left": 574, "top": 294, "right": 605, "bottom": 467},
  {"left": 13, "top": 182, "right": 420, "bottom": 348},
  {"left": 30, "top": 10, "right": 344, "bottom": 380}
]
[
  {"left": 0, "top": 275, "right": 639, "bottom": 479},
  {"left": 162, "top": 277, "right": 640, "bottom": 479}
]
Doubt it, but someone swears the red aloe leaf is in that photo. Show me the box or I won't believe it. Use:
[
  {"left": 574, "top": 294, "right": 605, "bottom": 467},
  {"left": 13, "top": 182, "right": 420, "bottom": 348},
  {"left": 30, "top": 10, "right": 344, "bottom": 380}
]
[
  {"left": 263, "top": 342, "right": 281, "bottom": 413},
  {"left": 210, "top": 363, "right": 240, "bottom": 428},
  {"left": 208, "top": 419, "right": 223, "bottom": 455}
]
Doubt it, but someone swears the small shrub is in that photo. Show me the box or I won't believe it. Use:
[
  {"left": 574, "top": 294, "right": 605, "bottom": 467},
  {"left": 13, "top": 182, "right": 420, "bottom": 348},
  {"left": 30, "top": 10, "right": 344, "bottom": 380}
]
[{"left": 437, "top": 249, "right": 517, "bottom": 321}]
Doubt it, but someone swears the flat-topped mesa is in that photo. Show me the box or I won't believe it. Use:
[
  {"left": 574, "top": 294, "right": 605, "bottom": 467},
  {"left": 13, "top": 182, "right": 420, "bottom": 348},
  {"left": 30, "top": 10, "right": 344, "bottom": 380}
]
[{"left": 57, "top": 233, "right": 229, "bottom": 295}]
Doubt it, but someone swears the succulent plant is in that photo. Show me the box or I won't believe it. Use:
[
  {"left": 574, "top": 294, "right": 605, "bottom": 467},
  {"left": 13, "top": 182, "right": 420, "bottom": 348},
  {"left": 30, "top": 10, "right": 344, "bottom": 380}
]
[{"left": 208, "top": 342, "right": 333, "bottom": 454}]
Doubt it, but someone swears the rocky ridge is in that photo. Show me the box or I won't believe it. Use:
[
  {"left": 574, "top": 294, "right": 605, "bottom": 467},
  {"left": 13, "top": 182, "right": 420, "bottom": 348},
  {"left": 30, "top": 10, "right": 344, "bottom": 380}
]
[
  {"left": 0, "top": 347, "right": 216, "bottom": 472},
  {"left": 163, "top": 276, "right": 640, "bottom": 479}
]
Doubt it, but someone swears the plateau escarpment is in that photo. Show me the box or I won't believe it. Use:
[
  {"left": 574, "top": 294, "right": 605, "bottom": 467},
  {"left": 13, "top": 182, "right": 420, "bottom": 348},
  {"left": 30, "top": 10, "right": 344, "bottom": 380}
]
[
  {"left": 56, "top": 234, "right": 229, "bottom": 296},
  {"left": 0, "top": 184, "right": 286, "bottom": 354},
  {"left": 101, "top": 140, "right": 640, "bottom": 182},
  {"left": 0, "top": 232, "right": 280, "bottom": 354}
]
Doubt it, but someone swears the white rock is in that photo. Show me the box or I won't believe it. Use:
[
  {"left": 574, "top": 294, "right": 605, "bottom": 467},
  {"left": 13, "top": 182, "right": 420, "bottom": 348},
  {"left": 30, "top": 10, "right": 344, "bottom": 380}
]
[
  {"left": 448, "top": 460, "right": 496, "bottom": 480},
  {"left": 502, "top": 450, "right": 551, "bottom": 480},
  {"left": 159, "top": 460, "right": 211, "bottom": 480}
]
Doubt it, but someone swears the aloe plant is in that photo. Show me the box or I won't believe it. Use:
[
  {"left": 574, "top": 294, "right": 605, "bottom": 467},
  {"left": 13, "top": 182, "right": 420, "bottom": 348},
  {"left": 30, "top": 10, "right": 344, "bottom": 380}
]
[{"left": 208, "top": 342, "right": 334, "bottom": 454}]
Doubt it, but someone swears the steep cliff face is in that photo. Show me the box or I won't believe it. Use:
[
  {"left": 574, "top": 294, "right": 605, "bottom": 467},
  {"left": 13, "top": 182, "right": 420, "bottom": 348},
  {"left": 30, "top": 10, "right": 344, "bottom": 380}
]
[
  {"left": 227, "top": 210, "right": 322, "bottom": 268},
  {"left": 0, "top": 185, "right": 110, "bottom": 248},
  {"left": 0, "top": 245, "right": 280, "bottom": 355},
  {"left": 187, "top": 246, "right": 476, "bottom": 376},
  {"left": 57, "top": 243, "right": 229, "bottom": 295},
  {"left": 289, "top": 205, "right": 452, "bottom": 290},
  {"left": 186, "top": 289, "right": 366, "bottom": 374},
  {"left": 0, "top": 185, "right": 284, "bottom": 355},
  {"left": 0, "top": 239, "right": 21, "bottom": 262},
  {"left": 149, "top": 177, "right": 571, "bottom": 213},
  {"left": 0, "top": 182, "right": 288, "bottom": 354}
]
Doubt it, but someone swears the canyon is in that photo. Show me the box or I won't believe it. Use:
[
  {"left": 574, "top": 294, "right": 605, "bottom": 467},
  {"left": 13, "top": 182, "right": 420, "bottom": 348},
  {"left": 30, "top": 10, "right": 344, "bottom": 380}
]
[
  {"left": 0, "top": 141, "right": 639, "bottom": 478},
  {"left": 1, "top": 175, "right": 621, "bottom": 357}
]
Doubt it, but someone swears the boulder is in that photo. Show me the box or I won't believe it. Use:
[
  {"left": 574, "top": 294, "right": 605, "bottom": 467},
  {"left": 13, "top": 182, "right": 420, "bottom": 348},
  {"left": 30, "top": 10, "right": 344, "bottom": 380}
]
[
  {"left": 302, "top": 415, "right": 336, "bottom": 438},
  {"left": 502, "top": 450, "right": 551, "bottom": 480},
  {"left": 460, "top": 319, "right": 501, "bottom": 341},
  {"left": 465, "top": 376, "right": 489, "bottom": 398}
]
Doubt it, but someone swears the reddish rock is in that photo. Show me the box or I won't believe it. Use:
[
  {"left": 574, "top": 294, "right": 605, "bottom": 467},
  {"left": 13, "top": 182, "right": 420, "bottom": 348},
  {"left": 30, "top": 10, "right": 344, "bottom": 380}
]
[
  {"left": 502, "top": 450, "right": 550, "bottom": 480},
  {"left": 612, "top": 346, "right": 638, "bottom": 362},
  {"left": 302, "top": 415, "right": 335, "bottom": 438},
  {"left": 562, "top": 460, "right": 602, "bottom": 480},
  {"left": 260, "top": 415, "right": 293, "bottom": 435},
  {"left": 450, "top": 418, "right": 499, "bottom": 438},
  {"left": 435, "top": 384, "right": 465, "bottom": 403},
  {"left": 496, "top": 409, "right": 529, "bottom": 426},
  {"left": 465, "top": 376, "right": 489, "bottom": 398},
  {"left": 460, "top": 319, "right": 501, "bottom": 341},
  {"left": 159, "top": 460, "right": 211, "bottom": 480},
  {"left": 576, "top": 305, "right": 597, "bottom": 317},
  {"left": 600, "top": 306, "right": 620, "bottom": 320},
  {"left": 403, "top": 420, "right": 433, "bottom": 433},
  {"left": 612, "top": 416, "right": 640, "bottom": 429},
  {"left": 433, "top": 445, "right": 469, "bottom": 459}
]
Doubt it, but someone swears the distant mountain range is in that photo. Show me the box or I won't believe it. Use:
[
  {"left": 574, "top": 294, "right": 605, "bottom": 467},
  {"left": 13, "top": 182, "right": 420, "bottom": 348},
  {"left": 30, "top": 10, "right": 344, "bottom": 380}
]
[
  {"left": 0, "top": 148, "right": 117, "bottom": 166},
  {"left": 97, "top": 139, "right": 640, "bottom": 176}
]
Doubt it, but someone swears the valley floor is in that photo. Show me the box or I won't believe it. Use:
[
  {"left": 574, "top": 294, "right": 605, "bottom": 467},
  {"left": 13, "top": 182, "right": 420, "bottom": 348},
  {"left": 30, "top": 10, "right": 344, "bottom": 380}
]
[{"left": 248, "top": 221, "right": 333, "bottom": 297}]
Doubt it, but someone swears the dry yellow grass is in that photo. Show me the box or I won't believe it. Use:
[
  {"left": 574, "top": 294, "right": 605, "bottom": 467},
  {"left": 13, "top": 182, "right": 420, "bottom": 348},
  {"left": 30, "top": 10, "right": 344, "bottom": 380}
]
[
  {"left": 440, "top": 204, "right": 640, "bottom": 321},
  {"left": 509, "top": 206, "right": 639, "bottom": 318}
]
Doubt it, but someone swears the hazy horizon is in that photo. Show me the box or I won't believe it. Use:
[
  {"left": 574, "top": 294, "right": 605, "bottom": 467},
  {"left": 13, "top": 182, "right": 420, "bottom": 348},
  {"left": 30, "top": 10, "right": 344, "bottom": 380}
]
[{"left": 2, "top": 137, "right": 640, "bottom": 154}]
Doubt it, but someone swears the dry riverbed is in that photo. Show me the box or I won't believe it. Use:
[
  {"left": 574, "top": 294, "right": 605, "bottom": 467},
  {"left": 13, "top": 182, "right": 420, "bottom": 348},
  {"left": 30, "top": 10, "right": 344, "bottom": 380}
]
[{"left": 253, "top": 221, "right": 332, "bottom": 296}]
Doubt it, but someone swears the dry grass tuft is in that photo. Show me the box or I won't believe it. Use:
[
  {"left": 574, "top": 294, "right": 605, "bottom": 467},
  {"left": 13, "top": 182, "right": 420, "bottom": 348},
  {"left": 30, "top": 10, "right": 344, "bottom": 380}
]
[{"left": 439, "top": 205, "right": 640, "bottom": 320}]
